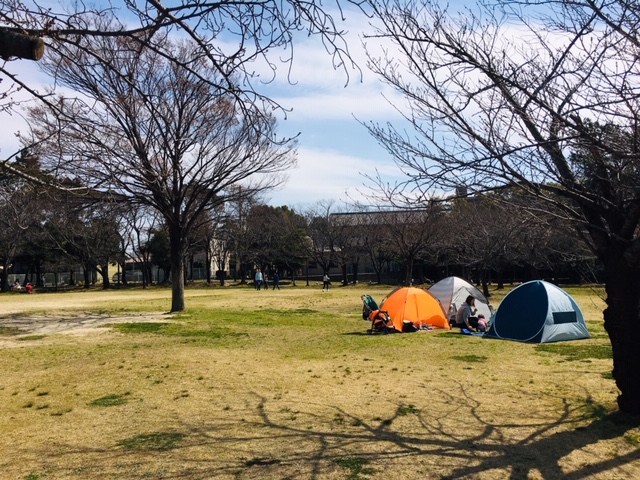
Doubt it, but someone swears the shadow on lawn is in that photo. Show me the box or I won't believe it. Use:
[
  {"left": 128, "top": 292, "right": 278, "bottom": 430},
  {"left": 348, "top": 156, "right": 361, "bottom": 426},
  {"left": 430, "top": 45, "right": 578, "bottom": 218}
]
[
  {"left": 246, "top": 392, "right": 640, "bottom": 479},
  {"left": 183, "top": 387, "right": 638, "bottom": 479},
  {"left": 25, "top": 387, "right": 640, "bottom": 479}
]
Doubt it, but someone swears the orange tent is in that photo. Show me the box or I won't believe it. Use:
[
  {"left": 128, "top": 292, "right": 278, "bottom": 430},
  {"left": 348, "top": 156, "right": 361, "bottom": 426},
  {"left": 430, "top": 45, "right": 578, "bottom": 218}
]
[{"left": 380, "top": 287, "right": 450, "bottom": 331}]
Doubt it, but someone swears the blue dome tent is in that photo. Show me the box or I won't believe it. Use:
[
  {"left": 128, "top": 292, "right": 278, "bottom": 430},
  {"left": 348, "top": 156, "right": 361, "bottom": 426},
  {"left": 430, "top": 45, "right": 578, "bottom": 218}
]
[{"left": 486, "top": 280, "right": 590, "bottom": 343}]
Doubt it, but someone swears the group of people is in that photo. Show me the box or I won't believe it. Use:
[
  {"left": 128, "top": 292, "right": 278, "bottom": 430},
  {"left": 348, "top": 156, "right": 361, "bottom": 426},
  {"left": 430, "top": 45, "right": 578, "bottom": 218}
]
[
  {"left": 12, "top": 279, "right": 33, "bottom": 293},
  {"left": 253, "top": 269, "right": 333, "bottom": 291},
  {"left": 454, "top": 295, "right": 489, "bottom": 333},
  {"left": 254, "top": 269, "right": 281, "bottom": 291}
]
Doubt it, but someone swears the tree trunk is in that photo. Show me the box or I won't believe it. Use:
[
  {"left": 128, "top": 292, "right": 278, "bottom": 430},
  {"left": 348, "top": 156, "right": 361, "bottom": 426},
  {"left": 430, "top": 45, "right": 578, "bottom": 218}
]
[
  {"left": 341, "top": 263, "right": 348, "bottom": 286},
  {"left": 36, "top": 264, "right": 43, "bottom": 288},
  {"left": 496, "top": 268, "right": 504, "bottom": 290},
  {"left": 602, "top": 248, "right": 640, "bottom": 414},
  {"left": 102, "top": 263, "right": 110, "bottom": 289},
  {"left": 405, "top": 258, "right": 414, "bottom": 286},
  {"left": 206, "top": 240, "right": 212, "bottom": 285},
  {"left": 121, "top": 261, "right": 128, "bottom": 285},
  {"left": 218, "top": 257, "right": 226, "bottom": 286},
  {"left": 170, "top": 228, "right": 186, "bottom": 312},
  {"left": 1, "top": 258, "right": 8, "bottom": 292},
  {"left": 481, "top": 269, "right": 490, "bottom": 298},
  {"left": 82, "top": 265, "right": 91, "bottom": 289}
]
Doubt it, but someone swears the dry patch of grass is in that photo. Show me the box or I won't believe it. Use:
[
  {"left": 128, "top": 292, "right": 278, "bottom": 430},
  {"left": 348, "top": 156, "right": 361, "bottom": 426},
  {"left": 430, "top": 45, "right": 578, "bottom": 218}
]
[{"left": 0, "top": 283, "right": 638, "bottom": 479}]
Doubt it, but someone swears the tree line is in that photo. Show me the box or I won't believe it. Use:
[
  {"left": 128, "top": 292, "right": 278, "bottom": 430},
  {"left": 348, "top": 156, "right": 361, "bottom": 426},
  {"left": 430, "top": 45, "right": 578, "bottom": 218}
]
[{"left": 0, "top": 164, "right": 595, "bottom": 296}]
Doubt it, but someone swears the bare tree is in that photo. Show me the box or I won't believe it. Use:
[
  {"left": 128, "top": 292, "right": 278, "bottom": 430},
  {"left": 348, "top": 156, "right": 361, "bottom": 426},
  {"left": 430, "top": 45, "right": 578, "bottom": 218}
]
[
  {"left": 305, "top": 201, "right": 341, "bottom": 279},
  {"left": 26, "top": 37, "right": 296, "bottom": 311},
  {"left": 0, "top": 180, "right": 36, "bottom": 290},
  {"left": 328, "top": 211, "right": 361, "bottom": 286},
  {"left": 1, "top": 0, "right": 357, "bottom": 115},
  {"left": 378, "top": 207, "right": 442, "bottom": 285},
  {"left": 363, "top": 0, "right": 640, "bottom": 412}
]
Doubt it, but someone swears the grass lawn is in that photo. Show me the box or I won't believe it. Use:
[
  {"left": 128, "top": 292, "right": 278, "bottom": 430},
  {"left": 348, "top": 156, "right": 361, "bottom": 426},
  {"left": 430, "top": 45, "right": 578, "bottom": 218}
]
[{"left": 0, "top": 283, "right": 639, "bottom": 479}]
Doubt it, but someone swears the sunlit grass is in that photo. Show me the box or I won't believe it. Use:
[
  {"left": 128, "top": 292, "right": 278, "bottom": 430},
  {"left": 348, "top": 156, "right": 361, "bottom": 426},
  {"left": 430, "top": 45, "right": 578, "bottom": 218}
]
[{"left": 0, "top": 282, "right": 635, "bottom": 480}]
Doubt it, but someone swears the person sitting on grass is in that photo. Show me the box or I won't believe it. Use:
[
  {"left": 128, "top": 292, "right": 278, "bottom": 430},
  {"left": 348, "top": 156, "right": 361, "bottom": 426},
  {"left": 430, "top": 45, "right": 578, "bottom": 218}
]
[{"left": 455, "top": 295, "right": 479, "bottom": 331}]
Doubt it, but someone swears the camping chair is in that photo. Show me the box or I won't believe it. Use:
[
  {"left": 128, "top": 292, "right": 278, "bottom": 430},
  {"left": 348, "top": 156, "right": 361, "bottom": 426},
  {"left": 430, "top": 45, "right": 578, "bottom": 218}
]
[{"left": 361, "top": 294, "right": 396, "bottom": 334}]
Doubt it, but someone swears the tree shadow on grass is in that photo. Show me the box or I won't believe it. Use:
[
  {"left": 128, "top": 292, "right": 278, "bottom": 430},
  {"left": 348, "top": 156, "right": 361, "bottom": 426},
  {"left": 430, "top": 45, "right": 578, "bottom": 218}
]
[
  {"left": 246, "top": 386, "right": 640, "bottom": 479},
  {"left": 22, "top": 386, "right": 640, "bottom": 479}
]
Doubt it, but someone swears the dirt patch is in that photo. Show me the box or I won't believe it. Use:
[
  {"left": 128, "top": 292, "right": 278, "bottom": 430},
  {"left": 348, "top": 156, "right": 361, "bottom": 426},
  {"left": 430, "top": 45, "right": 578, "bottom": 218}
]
[{"left": 0, "top": 312, "right": 173, "bottom": 346}]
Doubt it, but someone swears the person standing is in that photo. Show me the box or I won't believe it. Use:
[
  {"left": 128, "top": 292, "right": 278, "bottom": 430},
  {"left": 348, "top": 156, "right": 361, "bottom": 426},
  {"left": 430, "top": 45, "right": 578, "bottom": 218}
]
[
  {"left": 272, "top": 272, "right": 280, "bottom": 290},
  {"left": 254, "top": 268, "right": 263, "bottom": 290},
  {"left": 455, "top": 295, "right": 479, "bottom": 331},
  {"left": 322, "top": 273, "right": 331, "bottom": 291},
  {"left": 263, "top": 273, "right": 269, "bottom": 290}
]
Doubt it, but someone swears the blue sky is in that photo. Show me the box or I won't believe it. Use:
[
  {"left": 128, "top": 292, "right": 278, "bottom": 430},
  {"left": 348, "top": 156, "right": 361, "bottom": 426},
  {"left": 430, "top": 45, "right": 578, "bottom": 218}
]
[
  {"left": 234, "top": 7, "right": 411, "bottom": 208},
  {"left": 0, "top": 3, "right": 410, "bottom": 209}
]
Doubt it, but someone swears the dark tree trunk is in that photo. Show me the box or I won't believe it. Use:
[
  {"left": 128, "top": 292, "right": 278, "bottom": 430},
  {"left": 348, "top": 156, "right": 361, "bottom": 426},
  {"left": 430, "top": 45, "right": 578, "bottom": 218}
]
[
  {"left": 481, "top": 269, "right": 490, "bottom": 298},
  {"left": 120, "top": 261, "right": 128, "bottom": 285},
  {"left": 82, "top": 266, "right": 91, "bottom": 289},
  {"left": 102, "top": 263, "right": 110, "bottom": 289},
  {"left": 205, "top": 240, "right": 212, "bottom": 285},
  {"left": 602, "top": 247, "right": 640, "bottom": 414},
  {"left": 35, "top": 264, "right": 43, "bottom": 288},
  {"left": 496, "top": 268, "right": 504, "bottom": 290},
  {"left": 341, "top": 263, "right": 348, "bottom": 286},
  {"left": 169, "top": 227, "right": 186, "bottom": 312},
  {"left": 405, "top": 258, "right": 414, "bottom": 286},
  {"left": 140, "top": 261, "right": 147, "bottom": 288},
  {"left": 218, "top": 256, "right": 226, "bottom": 287},
  {"left": 1, "top": 258, "right": 8, "bottom": 292}
]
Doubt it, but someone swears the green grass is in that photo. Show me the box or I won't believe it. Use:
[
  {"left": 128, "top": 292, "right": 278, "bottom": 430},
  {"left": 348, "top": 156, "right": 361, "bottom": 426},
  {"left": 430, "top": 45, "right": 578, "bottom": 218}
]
[
  {"left": 536, "top": 343, "right": 613, "bottom": 360},
  {"left": 111, "top": 320, "right": 248, "bottom": 343},
  {"left": 0, "top": 284, "right": 636, "bottom": 480},
  {"left": 110, "top": 322, "right": 168, "bottom": 333},
  {"left": 17, "top": 335, "right": 46, "bottom": 341},
  {"left": 450, "top": 354, "right": 488, "bottom": 363},
  {"left": 89, "top": 393, "right": 129, "bottom": 407},
  {"left": 0, "top": 326, "right": 22, "bottom": 336},
  {"left": 398, "top": 404, "right": 420, "bottom": 416},
  {"left": 336, "top": 456, "right": 377, "bottom": 480}
]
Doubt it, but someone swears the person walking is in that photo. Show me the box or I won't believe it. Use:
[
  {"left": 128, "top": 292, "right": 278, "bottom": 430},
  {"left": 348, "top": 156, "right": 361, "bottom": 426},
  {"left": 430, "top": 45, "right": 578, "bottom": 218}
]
[
  {"left": 272, "top": 272, "right": 280, "bottom": 290},
  {"left": 322, "top": 273, "right": 331, "bottom": 291}
]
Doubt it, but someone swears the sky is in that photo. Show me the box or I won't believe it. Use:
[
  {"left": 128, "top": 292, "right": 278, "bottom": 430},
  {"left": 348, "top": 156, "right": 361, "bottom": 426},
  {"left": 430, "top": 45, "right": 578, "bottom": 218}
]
[
  {"left": 0, "top": 3, "right": 412, "bottom": 210},
  {"left": 261, "top": 33, "right": 409, "bottom": 209}
]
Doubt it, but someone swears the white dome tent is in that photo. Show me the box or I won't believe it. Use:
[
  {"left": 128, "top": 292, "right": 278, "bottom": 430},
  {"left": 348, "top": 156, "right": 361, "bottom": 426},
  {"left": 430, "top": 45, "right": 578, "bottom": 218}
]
[{"left": 428, "top": 276, "right": 494, "bottom": 325}]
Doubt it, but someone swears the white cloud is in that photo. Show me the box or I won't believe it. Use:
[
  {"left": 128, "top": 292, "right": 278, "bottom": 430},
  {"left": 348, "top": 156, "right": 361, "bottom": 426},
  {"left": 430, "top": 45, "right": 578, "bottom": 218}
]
[{"left": 265, "top": 146, "right": 403, "bottom": 207}]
